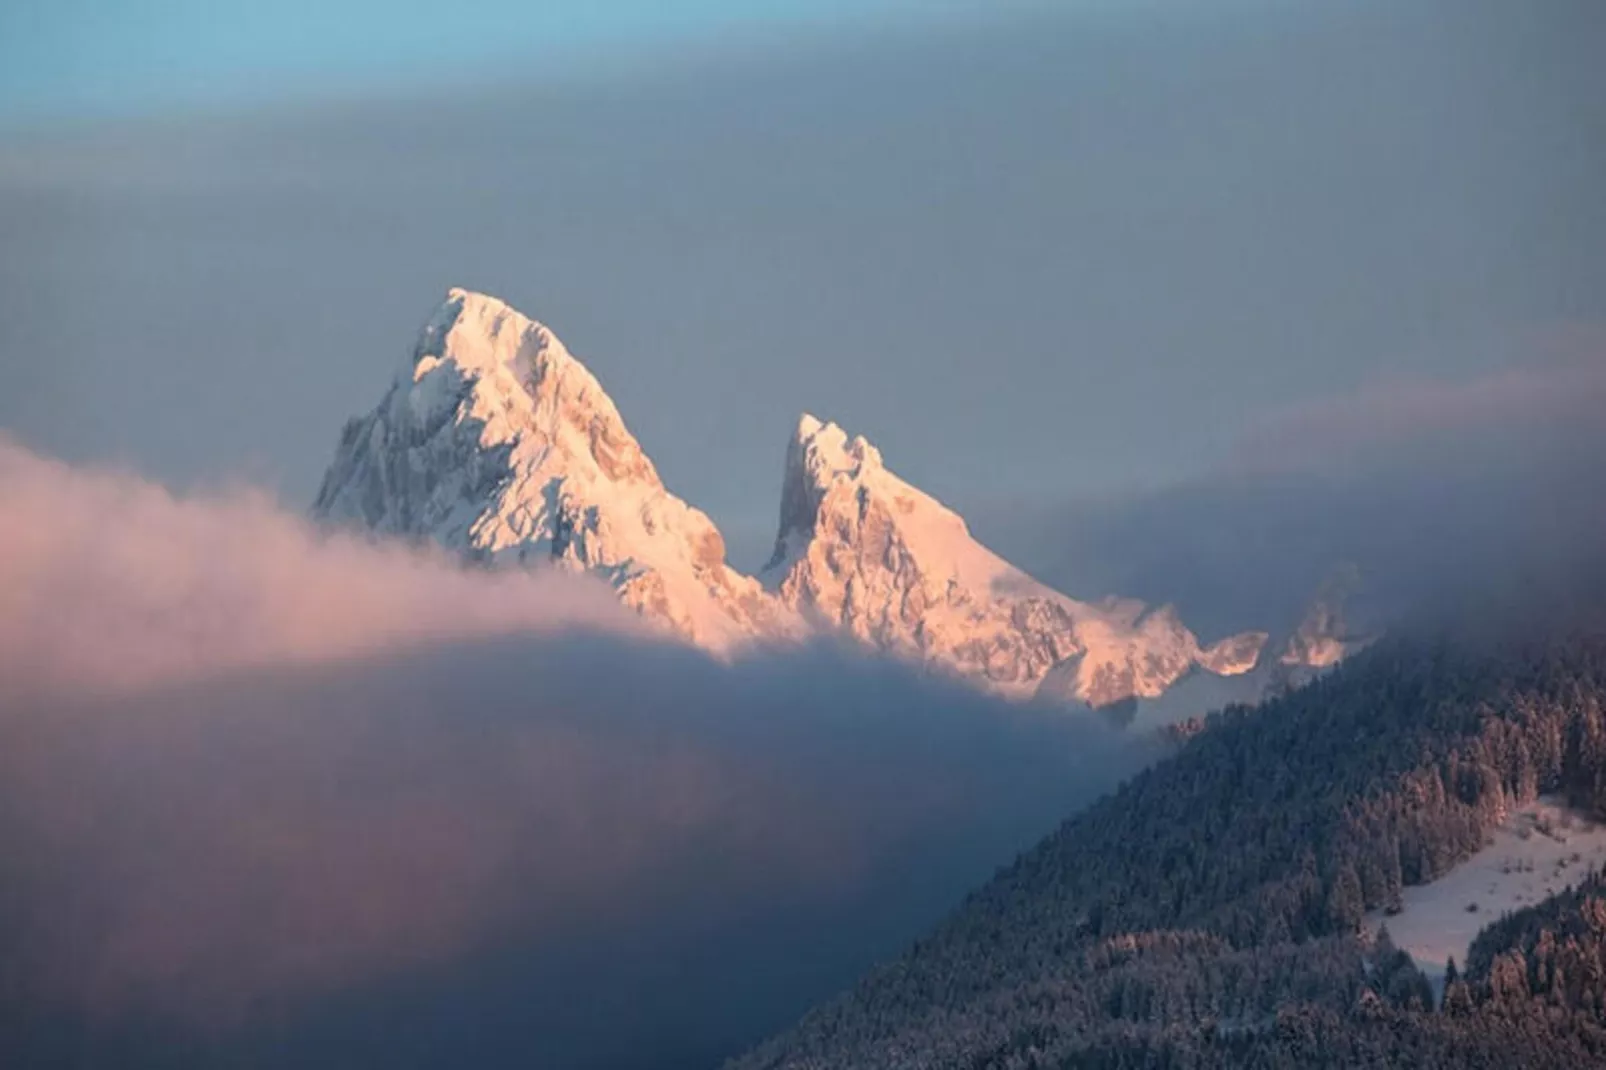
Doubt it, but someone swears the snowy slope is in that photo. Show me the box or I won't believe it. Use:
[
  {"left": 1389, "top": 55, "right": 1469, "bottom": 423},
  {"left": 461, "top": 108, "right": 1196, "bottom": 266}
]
[
  {"left": 1368, "top": 798, "right": 1606, "bottom": 983},
  {"left": 760, "top": 415, "right": 1267, "bottom": 703},
  {"left": 313, "top": 288, "right": 794, "bottom": 649},
  {"left": 316, "top": 288, "right": 1312, "bottom": 707}
]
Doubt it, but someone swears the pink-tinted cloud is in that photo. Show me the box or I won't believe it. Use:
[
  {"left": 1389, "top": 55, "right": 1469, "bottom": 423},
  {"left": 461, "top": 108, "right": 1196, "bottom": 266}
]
[
  {"left": 1229, "top": 341, "right": 1606, "bottom": 475},
  {"left": 0, "top": 436, "right": 641, "bottom": 701},
  {"left": 0, "top": 441, "right": 1138, "bottom": 1065}
]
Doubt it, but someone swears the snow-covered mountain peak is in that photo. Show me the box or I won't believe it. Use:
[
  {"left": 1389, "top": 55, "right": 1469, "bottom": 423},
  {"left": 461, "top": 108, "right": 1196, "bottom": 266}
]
[
  {"left": 408, "top": 288, "right": 659, "bottom": 489},
  {"left": 762, "top": 414, "right": 1267, "bottom": 702},
  {"left": 315, "top": 292, "right": 1288, "bottom": 708},
  {"left": 769, "top": 412, "right": 984, "bottom": 577},
  {"left": 314, "top": 288, "right": 789, "bottom": 648},
  {"left": 774, "top": 415, "right": 888, "bottom": 537},
  {"left": 1280, "top": 564, "right": 1372, "bottom": 670},
  {"left": 792, "top": 413, "right": 883, "bottom": 473}
]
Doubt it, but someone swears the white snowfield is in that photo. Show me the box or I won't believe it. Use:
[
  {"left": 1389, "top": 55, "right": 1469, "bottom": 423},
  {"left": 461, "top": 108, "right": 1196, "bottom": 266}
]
[
  {"left": 314, "top": 289, "right": 790, "bottom": 649},
  {"left": 762, "top": 414, "right": 1264, "bottom": 703},
  {"left": 1370, "top": 797, "right": 1606, "bottom": 981},
  {"left": 315, "top": 288, "right": 1347, "bottom": 707}
]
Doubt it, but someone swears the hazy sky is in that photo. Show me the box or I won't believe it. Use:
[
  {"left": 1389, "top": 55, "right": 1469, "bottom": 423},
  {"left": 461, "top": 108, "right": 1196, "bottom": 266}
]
[
  {"left": 2, "top": 0, "right": 1603, "bottom": 569},
  {"left": 0, "top": 0, "right": 995, "bottom": 124}
]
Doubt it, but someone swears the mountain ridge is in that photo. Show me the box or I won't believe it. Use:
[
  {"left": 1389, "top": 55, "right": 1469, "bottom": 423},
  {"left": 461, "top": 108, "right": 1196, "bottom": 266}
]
[
  {"left": 313, "top": 288, "right": 1337, "bottom": 707},
  {"left": 313, "top": 287, "right": 793, "bottom": 649}
]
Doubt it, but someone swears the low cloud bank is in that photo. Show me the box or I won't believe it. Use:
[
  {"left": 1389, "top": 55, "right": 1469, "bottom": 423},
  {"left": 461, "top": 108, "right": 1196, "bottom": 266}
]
[
  {"left": 0, "top": 439, "right": 639, "bottom": 700},
  {"left": 980, "top": 349, "right": 1606, "bottom": 641},
  {"left": 0, "top": 441, "right": 1145, "bottom": 1069}
]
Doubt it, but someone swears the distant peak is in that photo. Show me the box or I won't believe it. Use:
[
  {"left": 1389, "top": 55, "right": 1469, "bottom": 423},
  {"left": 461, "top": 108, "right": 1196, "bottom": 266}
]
[
  {"left": 386, "top": 287, "right": 659, "bottom": 492},
  {"left": 789, "top": 412, "right": 843, "bottom": 459},
  {"left": 794, "top": 412, "right": 826, "bottom": 441},
  {"left": 429, "top": 287, "right": 529, "bottom": 338},
  {"left": 404, "top": 287, "right": 618, "bottom": 424},
  {"left": 420, "top": 287, "right": 552, "bottom": 353},
  {"left": 322, "top": 293, "right": 1301, "bottom": 709},
  {"left": 788, "top": 413, "right": 883, "bottom": 480},
  {"left": 440, "top": 286, "right": 523, "bottom": 316}
]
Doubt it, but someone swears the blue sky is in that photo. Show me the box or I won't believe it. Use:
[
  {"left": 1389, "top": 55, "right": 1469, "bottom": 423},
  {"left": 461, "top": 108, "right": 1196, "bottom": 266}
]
[{"left": 1, "top": 0, "right": 998, "bottom": 125}]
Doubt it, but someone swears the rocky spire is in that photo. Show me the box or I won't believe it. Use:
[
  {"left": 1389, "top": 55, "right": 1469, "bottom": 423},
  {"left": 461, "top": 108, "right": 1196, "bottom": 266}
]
[{"left": 313, "top": 288, "right": 790, "bottom": 648}]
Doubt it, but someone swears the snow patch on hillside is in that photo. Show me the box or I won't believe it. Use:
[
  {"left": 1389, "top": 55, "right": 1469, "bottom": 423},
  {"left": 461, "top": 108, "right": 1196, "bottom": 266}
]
[{"left": 1369, "top": 797, "right": 1606, "bottom": 982}]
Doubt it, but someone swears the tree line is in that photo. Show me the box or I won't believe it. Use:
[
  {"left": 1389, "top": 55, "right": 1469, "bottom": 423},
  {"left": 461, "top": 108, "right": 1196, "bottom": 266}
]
[{"left": 733, "top": 628, "right": 1606, "bottom": 1068}]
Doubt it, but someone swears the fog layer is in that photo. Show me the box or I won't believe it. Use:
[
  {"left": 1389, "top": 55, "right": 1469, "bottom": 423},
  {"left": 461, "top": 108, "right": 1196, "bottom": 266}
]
[
  {"left": 979, "top": 346, "right": 1606, "bottom": 642},
  {"left": 0, "top": 441, "right": 1146, "bottom": 1069}
]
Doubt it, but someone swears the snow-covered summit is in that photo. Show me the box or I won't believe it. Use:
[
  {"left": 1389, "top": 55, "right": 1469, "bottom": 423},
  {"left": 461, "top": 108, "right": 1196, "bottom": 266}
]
[
  {"left": 1261, "top": 564, "right": 1376, "bottom": 697},
  {"left": 1280, "top": 565, "right": 1368, "bottom": 670},
  {"left": 760, "top": 414, "right": 1268, "bottom": 704},
  {"left": 767, "top": 413, "right": 1007, "bottom": 588},
  {"left": 315, "top": 290, "right": 1289, "bottom": 707},
  {"left": 313, "top": 288, "right": 790, "bottom": 648}
]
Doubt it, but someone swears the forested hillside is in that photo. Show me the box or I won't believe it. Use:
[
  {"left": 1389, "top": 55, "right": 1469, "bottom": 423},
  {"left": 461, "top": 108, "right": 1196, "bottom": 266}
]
[{"left": 734, "top": 629, "right": 1606, "bottom": 1068}]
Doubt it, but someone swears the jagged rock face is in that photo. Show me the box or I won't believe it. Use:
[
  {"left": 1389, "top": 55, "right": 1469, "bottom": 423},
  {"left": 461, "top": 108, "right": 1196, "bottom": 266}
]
[
  {"left": 316, "top": 289, "right": 1290, "bottom": 708},
  {"left": 1280, "top": 566, "right": 1364, "bottom": 669},
  {"left": 1046, "top": 603, "right": 1269, "bottom": 709},
  {"left": 1269, "top": 564, "right": 1375, "bottom": 692},
  {"left": 1280, "top": 601, "right": 1350, "bottom": 670},
  {"left": 313, "top": 288, "right": 792, "bottom": 649},
  {"left": 761, "top": 416, "right": 1081, "bottom": 694},
  {"left": 761, "top": 415, "right": 1268, "bottom": 704},
  {"left": 1197, "top": 629, "right": 1268, "bottom": 676}
]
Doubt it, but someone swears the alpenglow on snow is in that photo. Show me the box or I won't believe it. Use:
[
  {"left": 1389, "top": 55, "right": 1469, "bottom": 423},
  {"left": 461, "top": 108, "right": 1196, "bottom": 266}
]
[{"left": 315, "top": 288, "right": 1292, "bottom": 707}]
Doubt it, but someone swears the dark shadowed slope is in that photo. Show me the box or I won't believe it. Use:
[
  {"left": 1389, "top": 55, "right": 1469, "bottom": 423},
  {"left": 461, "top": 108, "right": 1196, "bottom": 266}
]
[{"left": 734, "top": 625, "right": 1606, "bottom": 1068}]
